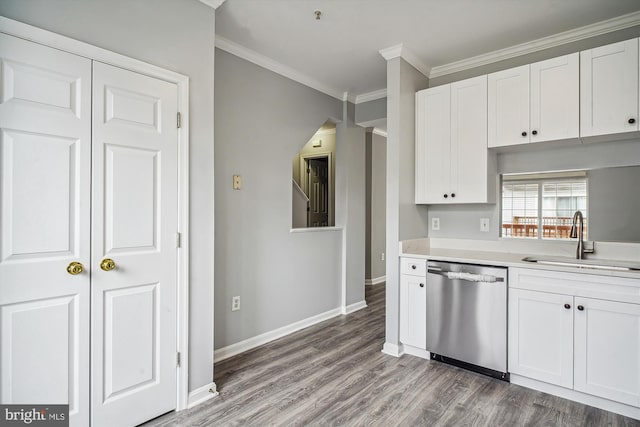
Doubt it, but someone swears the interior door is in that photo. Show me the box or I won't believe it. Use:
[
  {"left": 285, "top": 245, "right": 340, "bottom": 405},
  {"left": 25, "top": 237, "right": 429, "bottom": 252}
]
[
  {"left": 0, "top": 33, "right": 91, "bottom": 427},
  {"left": 306, "top": 157, "right": 329, "bottom": 226},
  {"left": 91, "top": 62, "right": 178, "bottom": 426}
]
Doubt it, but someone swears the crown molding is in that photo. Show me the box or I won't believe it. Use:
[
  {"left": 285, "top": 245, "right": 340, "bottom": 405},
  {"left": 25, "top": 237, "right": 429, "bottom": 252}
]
[
  {"left": 199, "top": 0, "right": 226, "bottom": 9},
  {"left": 215, "top": 35, "right": 344, "bottom": 100},
  {"left": 355, "top": 88, "right": 387, "bottom": 104},
  {"left": 379, "top": 43, "right": 431, "bottom": 77},
  {"left": 372, "top": 128, "right": 388, "bottom": 137},
  {"left": 430, "top": 10, "right": 640, "bottom": 78}
]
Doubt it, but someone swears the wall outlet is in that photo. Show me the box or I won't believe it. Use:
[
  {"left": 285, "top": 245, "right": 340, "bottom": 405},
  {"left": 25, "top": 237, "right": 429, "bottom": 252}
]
[
  {"left": 431, "top": 217, "right": 440, "bottom": 231},
  {"left": 231, "top": 296, "right": 240, "bottom": 311},
  {"left": 233, "top": 175, "right": 242, "bottom": 190},
  {"left": 480, "top": 218, "right": 490, "bottom": 232},
  {"left": 381, "top": 252, "right": 385, "bottom": 261}
]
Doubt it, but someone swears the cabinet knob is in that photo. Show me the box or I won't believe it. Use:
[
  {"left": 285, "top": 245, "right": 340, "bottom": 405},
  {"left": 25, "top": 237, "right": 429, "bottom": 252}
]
[
  {"left": 521, "top": 131, "right": 527, "bottom": 137},
  {"left": 564, "top": 303, "right": 571, "bottom": 309},
  {"left": 451, "top": 193, "right": 455, "bottom": 198},
  {"left": 443, "top": 194, "right": 448, "bottom": 198},
  {"left": 629, "top": 118, "right": 636, "bottom": 124},
  {"left": 419, "top": 283, "right": 425, "bottom": 288},
  {"left": 532, "top": 130, "right": 538, "bottom": 135},
  {"left": 577, "top": 305, "right": 584, "bottom": 311},
  {"left": 411, "top": 265, "right": 417, "bottom": 270}
]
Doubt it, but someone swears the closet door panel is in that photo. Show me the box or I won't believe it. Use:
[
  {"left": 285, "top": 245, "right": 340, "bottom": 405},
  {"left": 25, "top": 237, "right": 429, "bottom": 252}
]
[{"left": 0, "top": 33, "right": 91, "bottom": 427}]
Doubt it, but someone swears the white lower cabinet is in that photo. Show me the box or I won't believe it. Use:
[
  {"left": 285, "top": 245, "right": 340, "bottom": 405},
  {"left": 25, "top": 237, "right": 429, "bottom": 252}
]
[
  {"left": 399, "top": 258, "right": 426, "bottom": 350},
  {"left": 509, "top": 268, "right": 640, "bottom": 411}
]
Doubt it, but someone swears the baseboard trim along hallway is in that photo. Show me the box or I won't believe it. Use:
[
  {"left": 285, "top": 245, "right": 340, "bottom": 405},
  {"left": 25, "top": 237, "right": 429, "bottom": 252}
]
[
  {"left": 187, "top": 382, "right": 218, "bottom": 409},
  {"left": 365, "top": 276, "right": 386, "bottom": 286},
  {"left": 342, "top": 300, "right": 368, "bottom": 315}
]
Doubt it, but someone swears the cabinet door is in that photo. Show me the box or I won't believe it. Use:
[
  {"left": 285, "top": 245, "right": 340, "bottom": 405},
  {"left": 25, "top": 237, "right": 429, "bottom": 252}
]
[
  {"left": 400, "top": 275, "right": 426, "bottom": 349},
  {"left": 488, "top": 65, "right": 530, "bottom": 148},
  {"left": 574, "top": 297, "right": 640, "bottom": 407},
  {"left": 415, "top": 86, "right": 450, "bottom": 204},
  {"left": 508, "top": 289, "right": 573, "bottom": 388},
  {"left": 451, "top": 75, "right": 488, "bottom": 203},
  {"left": 530, "top": 53, "right": 579, "bottom": 143},
  {"left": 580, "top": 39, "right": 639, "bottom": 138}
]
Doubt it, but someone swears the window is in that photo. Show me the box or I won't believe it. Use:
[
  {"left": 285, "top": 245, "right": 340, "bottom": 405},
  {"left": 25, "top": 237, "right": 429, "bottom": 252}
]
[{"left": 501, "top": 172, "right": 587, "bottom": 240}]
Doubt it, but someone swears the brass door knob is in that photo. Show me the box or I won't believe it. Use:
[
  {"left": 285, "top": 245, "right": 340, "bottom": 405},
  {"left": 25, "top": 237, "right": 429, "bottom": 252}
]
[
  {"left": 67, "top": 261, "right": 84, "bottom": 275},
  {"left": 100, "top": 258, "right": 116, "bottom": 271}
]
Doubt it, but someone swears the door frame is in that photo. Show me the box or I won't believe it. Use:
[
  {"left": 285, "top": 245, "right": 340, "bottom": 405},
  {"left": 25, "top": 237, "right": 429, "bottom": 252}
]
[
  {"left": 300, "top": 152, "right": 333, "bottom": 226},
  {"left": 0, "top": 17, "right": 194, "bottom": 411}
]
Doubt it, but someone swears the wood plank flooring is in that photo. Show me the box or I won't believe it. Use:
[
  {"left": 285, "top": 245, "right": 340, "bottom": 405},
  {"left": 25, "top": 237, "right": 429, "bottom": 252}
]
[{"left": 145, "top": 284, "right": 640, "bottom": 426}]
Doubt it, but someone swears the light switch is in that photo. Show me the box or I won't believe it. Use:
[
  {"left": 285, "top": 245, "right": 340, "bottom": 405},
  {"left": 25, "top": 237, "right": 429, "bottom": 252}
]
[
  {"left": 480, "top": 218, "right": 490, "bottom": 232},
  {"left": 233, "top": 175, "right": 242, "bottom": 190}
]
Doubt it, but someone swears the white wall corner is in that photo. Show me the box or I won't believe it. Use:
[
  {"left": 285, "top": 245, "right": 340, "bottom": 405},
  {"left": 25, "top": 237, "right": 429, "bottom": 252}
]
[
  {"left": 355, "top": 88, "right": 387, "bottom": 104},
  {"left": 343, "top": 91, "right": 357, "bottom": 103},
  {"left": 378, "top": 43, "right": 431, "bottom": 77},
  {"left": 215, "top": 35, "right": 344, "bottom": 101},
  {"left": 199, "top": 0, "right": 226, "bottom": 9},
  {"left": 381, "top": 342, "right": 404, "bottom": 357},
  {"left": 372, "top": 128, "right": 388, "bottom": 138},
  {"left": 187, "top": 382, "right": 218, "bottom": 409},
  {"left": 342, "top": 300, "right": 368, "bottom": 315}
]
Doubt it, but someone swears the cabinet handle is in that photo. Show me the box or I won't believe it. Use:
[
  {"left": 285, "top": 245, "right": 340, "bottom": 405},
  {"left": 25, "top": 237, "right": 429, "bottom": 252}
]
[
  {"left": 443, "top": 194, "right": 448, "bottom": 198},
  {"left": 451, "top": 193, "right": 455, "bottom": 198},
  {"left": 419, "top": 283, "right": 425, "bottom": 288},
  {"left": 532, "top": 130, "right": 538, "bottom": 135},
  {"left": 629, "top": 118, "right": 636, "bottom": 124},
  {"left": 564, "top": 303, "right": 571, "bottom": 309},
  {"left": 521, "top": 131, "right": 527, "bottom": 137},
  {"left": 577, "top": 305, "right": 584, "bottom": 311},
  {"left": 411, "top": 265, "right": 417, "bottom": 270}
]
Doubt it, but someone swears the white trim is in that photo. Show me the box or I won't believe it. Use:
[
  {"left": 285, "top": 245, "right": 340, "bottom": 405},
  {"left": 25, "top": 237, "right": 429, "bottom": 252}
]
[
  {"left": 378, "top": 43, "right": 431, "bottom": 77},
  {"left": 511, "top": 374, "right": 640, "bottom": 420},
  {"left": 365, "top": 276, "right": 386, "bottom": 286},
  {"left": 381, "top": 342, "right": 404, "bottom": 357},
  {"left": 372, "top": 128, "right": 388, "bottom": 138},
  {"left": 342, "top": 300, "right": 367, "bottom": 315},
  {"left": 430, "top": 10, "right": 640, "bottom": 78},
  {"left": 215, "top": 35, "right": 344, "bottom": 101},
  {"left": 187, "top": 382, "right": 218, "bottom": 409},
  {"left": 355, "top": 89, "right": 387, "bottom": 104},
  {"left": 214, "top": 307, "right": 343, "bottom": 362},
  {"left": 0, "top": 16, "right": 193, "bottom": 413},
  {"left": 313, "top": 127, "right": 337, "bottom": 137},
  {"left": 289, "top": 226, "right": 343, "bottom": 233},
  {"left": 402, "top": 345, "right": 430, "bottom": 360},
  {"left": 199, "top": 0, "right": 226, "bottom": 9}
]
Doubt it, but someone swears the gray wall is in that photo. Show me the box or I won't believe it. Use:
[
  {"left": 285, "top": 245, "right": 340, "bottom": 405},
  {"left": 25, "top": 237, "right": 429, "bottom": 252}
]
[
  {"left": 385, "top": 57, "right": 429, "bottom": 348},
  {"left": 370, "top": 133, "right": 387, "bottom": 280},
  {"left": 355, "top": 97, "right": 387, "bottom": 126},
  {"left": 335, "top": 102, "right": 366, "bottom": 306},
  {"left": 214, "top": 49, "right": 346, "bottom": 349},
  {"left": 0, "top": 0, "right": 216, "bottom": 392},
  {"left": 426, "top": 26, "right": 640, "bottom": 243}
]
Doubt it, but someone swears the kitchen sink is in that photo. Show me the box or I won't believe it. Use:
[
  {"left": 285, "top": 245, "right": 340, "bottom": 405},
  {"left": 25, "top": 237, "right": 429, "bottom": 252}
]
[{"left": 522, "top": 256, "right": 640, "bottom": 272}]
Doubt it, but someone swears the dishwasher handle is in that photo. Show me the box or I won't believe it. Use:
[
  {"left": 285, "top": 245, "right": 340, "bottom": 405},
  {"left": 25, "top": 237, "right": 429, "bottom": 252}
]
[{"left": 427, "top": 268, "right": 504, "bottom": 283}]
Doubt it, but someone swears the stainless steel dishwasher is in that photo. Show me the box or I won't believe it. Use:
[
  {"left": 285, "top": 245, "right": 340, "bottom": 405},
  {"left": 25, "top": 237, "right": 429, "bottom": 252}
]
[{"left": 426, "top": 260, "right": 508, "bottom": 380}]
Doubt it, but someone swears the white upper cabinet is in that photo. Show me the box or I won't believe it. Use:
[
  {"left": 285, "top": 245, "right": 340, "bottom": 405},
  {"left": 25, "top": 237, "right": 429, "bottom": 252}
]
[
  {"left": 416, "top": 75, "right": 493, "bottom": 204},
  {"left": 488, "top": 53, "right": 579, "bottom": 148},
  {"left": 580, "top": 39, "right": 639, "bottom": 140}
]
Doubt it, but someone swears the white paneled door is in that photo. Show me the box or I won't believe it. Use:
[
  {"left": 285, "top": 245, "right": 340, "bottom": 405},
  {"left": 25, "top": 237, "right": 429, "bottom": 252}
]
[
  {"left": 0, "top": 33, "right": 92, "bottom": 427},
  {"left": 91, "top": 63, "right": 178, "bottom": 426},
  {"left": 0, "top": 33, "right": 179, "bottom": 427}
]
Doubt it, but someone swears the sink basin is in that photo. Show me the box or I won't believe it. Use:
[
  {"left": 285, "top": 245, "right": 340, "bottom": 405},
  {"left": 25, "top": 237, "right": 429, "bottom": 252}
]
[{"left": 522, "top": 256, "right": 640, "bottom": 272}]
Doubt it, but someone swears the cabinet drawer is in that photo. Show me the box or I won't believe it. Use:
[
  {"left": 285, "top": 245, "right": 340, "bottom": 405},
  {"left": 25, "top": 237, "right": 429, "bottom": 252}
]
[{"left": 401, "top": 257, "right": 426, "bottom": 276}]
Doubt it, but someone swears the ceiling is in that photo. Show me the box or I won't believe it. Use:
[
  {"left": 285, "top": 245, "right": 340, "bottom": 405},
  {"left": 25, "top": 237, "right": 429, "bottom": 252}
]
[{"left": 215, "top": 0, "right": 640, "bottom": 99}]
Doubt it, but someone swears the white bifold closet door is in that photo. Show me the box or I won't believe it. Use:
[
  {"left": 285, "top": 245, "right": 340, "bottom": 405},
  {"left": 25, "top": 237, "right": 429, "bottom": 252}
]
[{"left": 0, "top": 33, "right": 179, "bottom": 427}]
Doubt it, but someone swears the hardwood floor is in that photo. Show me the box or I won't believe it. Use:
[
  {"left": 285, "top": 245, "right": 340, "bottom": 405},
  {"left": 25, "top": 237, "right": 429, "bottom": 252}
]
[{"left": 145, "top": 284, "right": 639, "bottom": 426}]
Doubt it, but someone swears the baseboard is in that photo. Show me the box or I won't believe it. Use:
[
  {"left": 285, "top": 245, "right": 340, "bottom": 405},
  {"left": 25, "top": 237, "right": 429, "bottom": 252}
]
[
  {"left": 381, "top": 342, "right": 404, "bottom": 357},
  {"left": 365, "top": 276, "right": 386, "bottom": 286},
  {"left": 510, "top": 374, "right": 640, "bottom": 420},
  {"left": 187, "top": 382, "right": 218, "bottom": 409},
  {"left": 214, "top": 307, "right": 343, "bottom": 362},
  {"left": 342, "top": 300, "right": 367, "bottom": 315},
  {"left": 402, "top": 345, "right": 430, "bottom": 360}
]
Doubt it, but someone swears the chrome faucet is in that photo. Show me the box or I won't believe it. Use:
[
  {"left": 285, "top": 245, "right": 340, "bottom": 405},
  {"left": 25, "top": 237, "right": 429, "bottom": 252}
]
[{"left": 569, "top": 210, "right": 594, "bottom": 259}]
